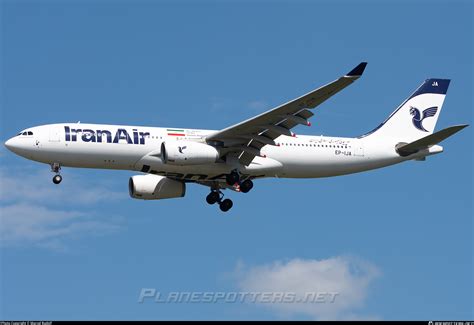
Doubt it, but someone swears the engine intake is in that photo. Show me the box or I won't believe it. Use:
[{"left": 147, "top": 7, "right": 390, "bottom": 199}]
[
  {"left": 129, "top": 174, "right": 185, "bottom": 200},
  {"left": 161, "top": 141, "right": 219, "bottom": 165}
]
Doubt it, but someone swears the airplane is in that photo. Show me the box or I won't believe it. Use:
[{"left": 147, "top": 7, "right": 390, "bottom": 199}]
[{"left": 4, "top": 62, "right": 468, "bottom": 212}]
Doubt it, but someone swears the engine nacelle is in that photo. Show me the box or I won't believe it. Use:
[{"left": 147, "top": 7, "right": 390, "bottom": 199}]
[
  {"left": 129, "top": 174, "right": 185, "bottom": 200},
  {"left": 161, "top": 141, "right": 219, "bottom": 165}
]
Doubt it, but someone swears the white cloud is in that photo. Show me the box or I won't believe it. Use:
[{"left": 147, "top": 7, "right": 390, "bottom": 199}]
[
  {"left": 0, "top": 168, "right": 123, "bottom": 205},
  {"left": 0, "top": 167, "right": 124, "bottom": 250},
  {"left": 234, "top": 256, "right": 380, "bottom": 320},
  {"left": 0, "top": 203, "right": 121, "bottom": 249}
]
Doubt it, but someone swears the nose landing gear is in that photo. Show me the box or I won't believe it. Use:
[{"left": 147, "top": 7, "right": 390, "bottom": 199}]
[
  {"left": 51, "top": 162, "right": 62, "bottom": 184},
  {"left": 53, "top": 174, "right": 63, "bottom": 184}
]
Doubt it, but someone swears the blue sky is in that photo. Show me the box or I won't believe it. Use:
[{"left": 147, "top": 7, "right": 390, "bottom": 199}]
[{"left": 0, "top": 0, "right": 472, "bottom": 320}]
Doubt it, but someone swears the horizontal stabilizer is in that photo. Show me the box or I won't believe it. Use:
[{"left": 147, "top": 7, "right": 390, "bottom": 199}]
[{"left": 396, "top": 124, "right": 468, "bottom": 157}]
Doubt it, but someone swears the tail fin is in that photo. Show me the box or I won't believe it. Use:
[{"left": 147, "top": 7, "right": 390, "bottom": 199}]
[{"left": 360, "top": 79, "right": 450, "bottom": 141}]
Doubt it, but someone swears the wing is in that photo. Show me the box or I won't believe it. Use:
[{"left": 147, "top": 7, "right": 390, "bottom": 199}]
[
  {"left": 422, "top": 106, "right": 438, "bottom": 119},
  {"left": 206, "top": 62, "right": 368, "bottom": 166}
]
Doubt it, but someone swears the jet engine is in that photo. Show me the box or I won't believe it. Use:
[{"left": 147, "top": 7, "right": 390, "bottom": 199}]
[
  {"left": 161, "top": 141, "right": 219, "bottom": 165},
  {"left": 129, "top": 174, "right": 185, "bottom": 200}
]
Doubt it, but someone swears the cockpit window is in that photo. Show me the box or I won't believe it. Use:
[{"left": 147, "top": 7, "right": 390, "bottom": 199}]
[{"left": 18, "top": 131, "right": 33, "bottom": 136}]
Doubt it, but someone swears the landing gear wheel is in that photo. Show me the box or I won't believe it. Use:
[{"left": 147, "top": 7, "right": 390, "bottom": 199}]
[
  {"left": 226, "top": 171, "right": 240, "bottom": 186},
  {"left": 52, "top": 174, "right": 62, "bottom": 184},
  {"left": 240, "top": 179, "right": 254, "bottom": 193},
  {"left": 219, "top": 199, "right": 233, "bottom": 212},
  {"left": 206, "top": 191, "right": 220, "bottom": 205}
]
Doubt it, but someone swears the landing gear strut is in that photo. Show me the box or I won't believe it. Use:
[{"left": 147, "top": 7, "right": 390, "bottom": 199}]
[
  {"left": 206, "top": 189, "right": 233, "bottom": 212},
  {"left": 51, "top": 162, "right": 62, "bottom": 184}
]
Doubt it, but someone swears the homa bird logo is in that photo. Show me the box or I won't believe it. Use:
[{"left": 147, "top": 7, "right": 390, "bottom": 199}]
[
  {"left": 409, "top": 106, "right": 438, "bottom": 132},
  {"left": 178, "top": 146, "right": 187, "bottom": 154}
]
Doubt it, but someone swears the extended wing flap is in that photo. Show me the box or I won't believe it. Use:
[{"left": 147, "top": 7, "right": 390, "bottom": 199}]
[{"left": 396, "top": 124, "right": 468, "bottom": 157}]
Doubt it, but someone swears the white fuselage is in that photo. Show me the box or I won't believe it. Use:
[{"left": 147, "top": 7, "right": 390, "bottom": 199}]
[{"left": 5, "top": 123, "right": 443, "bottom": 182}]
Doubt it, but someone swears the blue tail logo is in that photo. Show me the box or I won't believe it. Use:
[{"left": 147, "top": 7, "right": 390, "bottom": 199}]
[{"left": 409, "top": 106, "right": 438, "bottom": 132}]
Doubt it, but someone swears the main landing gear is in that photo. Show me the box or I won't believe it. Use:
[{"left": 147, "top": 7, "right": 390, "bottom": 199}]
[
  {"left": 225, "top": 170, "right": 240, "bottom": 186},
  {"left": 225, "top": 170, "right": 254, "bottom": 193},
  {"left": 51, "top": 162, "right": 62, "bottom": 184},
  {"left": 207, "top": 171, "right": 254, "bottom": 212},
  {"left": 239, "top": 179, "right": 254, "bottom": 193},
  {"left": 206, "top": 190, "right": 233, "bottom": 212}
]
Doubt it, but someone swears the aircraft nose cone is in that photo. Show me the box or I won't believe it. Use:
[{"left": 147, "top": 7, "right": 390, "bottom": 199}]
[
  {"left": 4, "top": 136, "right": 34, "bottom": 159},
  {"left": 4, "top": 137, "right": 15, "bottom": 151}
]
